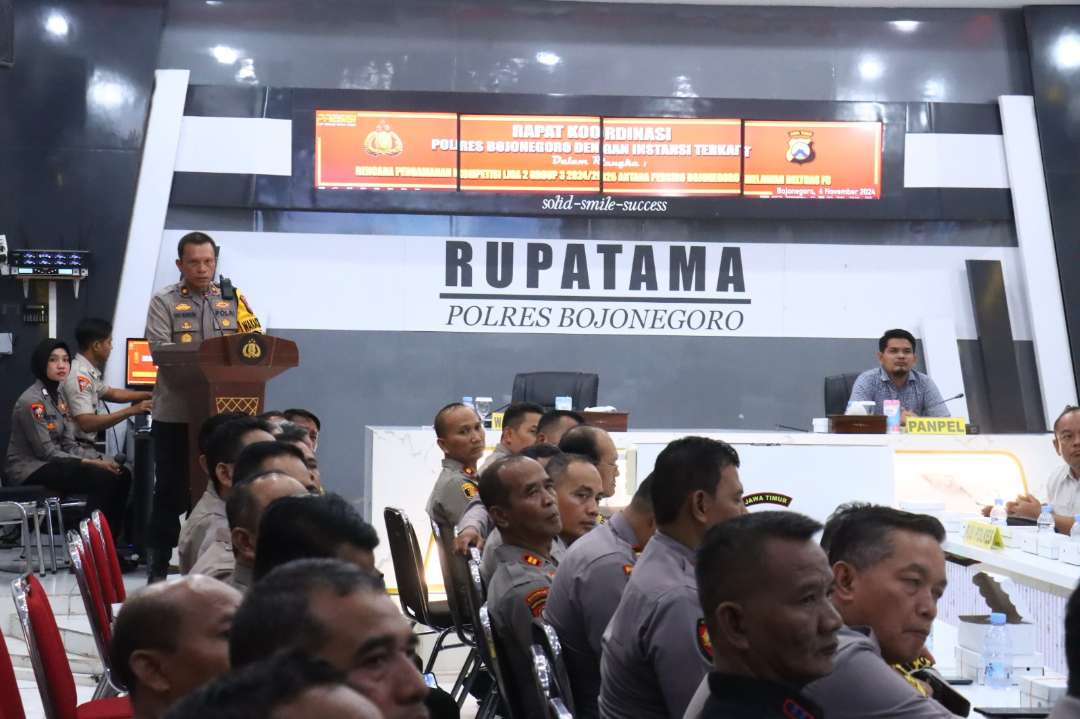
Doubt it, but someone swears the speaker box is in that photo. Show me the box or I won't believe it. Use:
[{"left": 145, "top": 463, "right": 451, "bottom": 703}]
[{"left": 0, "top": 0, "right": 12, "bottom": 68}]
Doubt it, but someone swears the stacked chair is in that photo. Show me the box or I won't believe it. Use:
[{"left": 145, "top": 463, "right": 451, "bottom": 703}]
[
  {"left": 430, "top": 518, "right": 484, "bottom": 705},
  {"left": 11, "top": 572, "right": 131, "bottom": 718}
]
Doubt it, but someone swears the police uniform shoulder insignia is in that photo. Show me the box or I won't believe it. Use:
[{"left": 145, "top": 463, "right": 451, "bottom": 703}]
[
  {"left": 215, "top": 300, "right": 231, "bottom": 310},
  {"left": 463, "top": 466, "right": 476, "bottom": 478},
  {"left": 175, "top": 302, "right": 192, "bottom": 311},
  {"left": 77, "top": 375, "right": 91, "bottom": 393},
  {"left": 522, "top": 553, "right": 542, "bottom": 567},
  {"left": 695, "top": 618, "right": 713, "bottom": 662},
  {"left": 525, "top": 587, "right": 549, "bottom": 618},
  {"left": 29, "top": 403, "right": 45, "bottom": 420},
  {"left": 211, "top": 285, "right": 221, "bottom": 296},
  {"left": 782, "top": 699, "right": 817, "bottom": 719},
  {"left": 461, "top": 481, "right": 477, "bottom": 499},
  {"left": 622, "top": 564, "right": 633, "bottom": 576}
]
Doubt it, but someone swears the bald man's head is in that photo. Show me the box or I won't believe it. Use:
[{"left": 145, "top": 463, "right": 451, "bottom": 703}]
[
  {"left": 227, "top": 471, "right": 308, "bottom": 566},
  {"left": 110, "top": 575, "right": 242, "bottom": 711}
]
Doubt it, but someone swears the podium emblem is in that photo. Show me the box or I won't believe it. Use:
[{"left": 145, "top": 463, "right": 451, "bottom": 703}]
[{"left": 239, "top": 335, "right": 265, "bottom": 364}]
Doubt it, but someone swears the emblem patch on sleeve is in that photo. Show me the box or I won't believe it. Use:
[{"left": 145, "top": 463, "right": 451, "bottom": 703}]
[
  {"left": 29, "top": 403, "right": 45, "bottom": 420},
  {"left": 696, "top": 618, "right": 713, "bottom": 662},
  {"left": 782, "top": 699, "right": 817, "bottom": 719},
  {"left": 525, "top": 588, "right": 549, "bottom": 618},
  {"left": 461, "top": 481, "right": 477, "bottom": 499},
  {"left": 77, "top": 375, "right": 91, "bottom": 393}
]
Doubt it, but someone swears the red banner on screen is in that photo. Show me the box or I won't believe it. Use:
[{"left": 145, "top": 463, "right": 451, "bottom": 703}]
[
  {"left": 602, "top": 118, "right": 742, "bottom": 196},
  {"left": 459, "top": 115, "right": 601, "bottom": 193},
  {"left": 315, "top": 110, "right": 458, "bottom": 190}
]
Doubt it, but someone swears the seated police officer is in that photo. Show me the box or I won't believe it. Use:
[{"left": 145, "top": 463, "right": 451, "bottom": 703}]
[
  {"left": 479, "top": 451, "right": 600, "bottom": 584},
  {"left": 163, "top": 652, "right": 381, "bottom": 719},
  {"left": 110, "top": 575, "right": 243, "bottom": 719},
  {"left": 6, "top": 338, "right": 130, "bottom": 534},
  {"left": 479, "top": 455, "right": 563, "bottom": 719},
  {"left": 544, "top": 473, "right": 656, "bottom": 719},
  {"left": 478, "top": 400, "right": 543, "bottom": 472},
  {"left": 803, "top": 504, "right": 952, "bottom": 718},
  {"left": 536, "top": 409, "right": 585, "bottom": 446},
  {"left": 686, "top": 511, "right": 841, "bottom": 719},
  {"left": 599, "top": 436, "right": 746, "bottom": 719},
  {"left": 426, "top": 402, "right": 485, "bottom": 529},
  {"left": 230, "top": 558, "right": 431, "bottom": 719}
]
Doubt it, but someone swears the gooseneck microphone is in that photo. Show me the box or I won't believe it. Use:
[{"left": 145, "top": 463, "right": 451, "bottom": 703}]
[{"left": 924, "top": 392, "right": 965, "bottom": 412}]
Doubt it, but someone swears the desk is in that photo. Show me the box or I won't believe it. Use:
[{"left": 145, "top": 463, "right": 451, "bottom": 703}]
[{"left": 943, "top": 535, "right": 1080, "bottom": 598}]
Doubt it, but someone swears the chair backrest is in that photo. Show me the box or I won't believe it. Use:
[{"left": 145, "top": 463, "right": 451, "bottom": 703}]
[
  {"left": 382, "top": 507, "right": 431, "bottom": 625},
  {"left": 549, "top": 697, "right": 573, "bottom": 719},
  {"left": 476, "top": 602, "right": 516, "bottom": 718},
  {"left": 824, "top": 372, "right": 861, "bottom": 416},
  {"left": 529, "top": 645, "right": 553, "bottom": 709},
  {"left": 532, "top": 618, "right": 576, "bottom": 715},
  {"left": 82, "top": 517, "right": 117, "bottom": 608},
  {"left": 512, "top": 372, "right": 599, "bottom": 411},
  {"left": 12, "top": 574, "right": 77, "bottom": 719},
  {"left": 0, "top": 624, "right": 26, "bottom": 719},
  {"left": 91, "top": 511, "right": 125, "bottom": 603},
  {"left": 67, "top": 530, "right": 112, "bottom": 666},
  {"left": 430, "top": 519, "right": 474, "bottom": 646}
]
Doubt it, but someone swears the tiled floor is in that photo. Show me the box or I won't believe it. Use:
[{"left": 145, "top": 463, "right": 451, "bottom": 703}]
[{"left": 0, "top": 543, "right": 480, "bottom": 719}]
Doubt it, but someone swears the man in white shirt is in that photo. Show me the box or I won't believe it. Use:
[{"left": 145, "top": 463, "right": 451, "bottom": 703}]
[{"left": 1007, "top": 405, "right": 1080, "bottom": 534}]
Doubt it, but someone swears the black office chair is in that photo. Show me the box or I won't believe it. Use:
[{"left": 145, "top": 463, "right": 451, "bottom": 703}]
[
  {"left": 824, "top": 372, "right": 861, "bottom": 416},
  {"left": 430, "top": 519, "right": 484, "bottom": 706},
  {"left": 531, "top": 619, "right": 576, "bottom": 716},
  {"left": 382, "top": 507, "right": 457, "bottom": 673},
  {"left": 466, "top": 557, "right": 517, "bottom": 719},
  {"left": 512, "top": 371, "right": 599, "bottom": 411}
]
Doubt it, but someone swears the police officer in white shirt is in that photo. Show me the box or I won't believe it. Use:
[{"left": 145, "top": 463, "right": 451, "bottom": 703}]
[{"left": 1007, "top": 405, "right": 1080, "bottom": 534}]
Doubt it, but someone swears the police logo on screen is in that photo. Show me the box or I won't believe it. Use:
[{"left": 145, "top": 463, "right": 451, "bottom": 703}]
[
  {"left": 786, "top": 130, "right": 815, "bottom": 164},
  {"left": 364, "top": 120, "right": 403, "bottom": 157}
]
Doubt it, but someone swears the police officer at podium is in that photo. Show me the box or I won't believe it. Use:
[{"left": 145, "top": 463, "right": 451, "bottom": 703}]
[{"left": 144, "top": 232, "right": 260, "bottom": 582}]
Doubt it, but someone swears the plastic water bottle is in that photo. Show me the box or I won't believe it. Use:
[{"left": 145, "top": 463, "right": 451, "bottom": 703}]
[
  {"left": 1037, "top": 504, "right": 1055, "bottom": 535},
  {"left": 983, "top": 612, "right": 1011, "bottom": 689},
  {"left": 989, "top": 499, "right": 1007, "bottom": 527},
  {"left": 1071, "top": 515, "right": 1080, "bottom": 542}
]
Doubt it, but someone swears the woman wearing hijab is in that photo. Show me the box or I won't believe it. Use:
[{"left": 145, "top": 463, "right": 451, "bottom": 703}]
[{"left": 5, "top": 338, "right": 131, "bottom": 534}]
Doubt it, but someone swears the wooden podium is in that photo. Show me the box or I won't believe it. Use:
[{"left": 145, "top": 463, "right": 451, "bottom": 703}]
[{"left": 153, "top": 334, "right": 299, "bottom": 503}]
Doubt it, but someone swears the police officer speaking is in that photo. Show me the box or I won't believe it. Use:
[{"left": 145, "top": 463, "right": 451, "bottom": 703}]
[{"left": 144, "top": 231, "right": 260, "bottom": 582}]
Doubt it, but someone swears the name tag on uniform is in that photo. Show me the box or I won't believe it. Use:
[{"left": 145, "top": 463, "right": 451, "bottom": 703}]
[
  {"left": 963, "top": 520, "right": 1004, "bottom": 549},
  {"left": 906, "top": 417, "right": 966, "bottom": 435}
]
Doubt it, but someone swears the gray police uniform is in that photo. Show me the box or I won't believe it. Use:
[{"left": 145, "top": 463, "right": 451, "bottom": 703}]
[
  {"left": 481, "top": 529, "right": 567, "bottom": 586},
  {"left": 802, "top": 625, "right": 955, "bottom": 718},
  {"left": 544, "top": 511, "right": 640, "bottom": 719},
  {"left": 699, "top": 673, "right": 825, "bottom": 719},
  {"left": 458, "top": 497, "right": 493, "bottom": 537},
  {"left": 59, "top": 353, "right": 110, "bottom": 449},
  {"left": 425, "top": 457, "right": 479, "bottom": 528},
  {"left": 478, "top": 442, "right": 512, "bottom": 473},
  {"left": 487, "top": 541, "right": 559, "bottom": 719},
  {"left": 144, "top": 280, "right": 245, "bottom": 566},
  {"left": 5, "top": 381, "right": 99, "bottom": 483},
  {"left": 145, "top": 281, "right": 241, "bottom": 423},
  {"left": 599, "top": 531, "right": 711, "bottom": 719}
]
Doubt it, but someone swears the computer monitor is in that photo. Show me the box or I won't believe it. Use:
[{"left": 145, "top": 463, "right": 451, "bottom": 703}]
[{"left": 125, "top": 338, "right": 157, "bottom": 388}]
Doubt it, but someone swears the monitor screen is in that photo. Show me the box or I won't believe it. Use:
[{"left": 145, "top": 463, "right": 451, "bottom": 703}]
[
  {"left": 602, "top": 117, "right": 743, "bottom": 196},
  {"left": 125, "top": 338, "right": 157, "bottom": 388},
  {"left": 459, "top": 114, "right": 601, "bottom": 193},
  {"left": 314, "top": 110, "right": 458, "bottom": 190},
  {"left": 742, "top": 120, "right": 883, "bottom": 199}
]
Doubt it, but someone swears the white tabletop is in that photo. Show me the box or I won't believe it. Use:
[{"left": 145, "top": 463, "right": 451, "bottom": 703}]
[
  {"left": 943, "top": 534, "right": 1080, "bottom": 597},
  {"left": 932, "top": 621, "right": 1038, "bottom": 717}
]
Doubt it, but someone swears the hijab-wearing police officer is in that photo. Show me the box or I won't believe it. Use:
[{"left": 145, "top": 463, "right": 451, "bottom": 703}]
[
  {"left": 144, "top": 232, "right": 259, "bottom": 582},
  {"left": 5, "top": 338, "right": 131, "bottom": 534}
]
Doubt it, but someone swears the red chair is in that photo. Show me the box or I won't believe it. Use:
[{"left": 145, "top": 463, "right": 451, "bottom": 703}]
[
  {"left": 80, "top": 518, "right": 118, "bottom": 609},
  {"left": 11, "top": 574, "right": 132, "bottom": 719},
  {"left": 67, "top": 532, "right": 118, "bottom": 699},
  {"left": 89, "top": 512, "right": 124, "bottom": 604},
  {"left": 0, "top": 625, "right": 27, "bottom": 719}
]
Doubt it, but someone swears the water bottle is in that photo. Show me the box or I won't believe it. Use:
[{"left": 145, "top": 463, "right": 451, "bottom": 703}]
[
  {"left": 1071, "top": 515, "right": 1080, "bottom": 542},
  {"left": 982, "top": 612, "right": 1011, "bottom": 689},
  {"left": 461, "top": 396, "right": 475, "bottom": 412},
  {"left": 1037, "top": 504, "right": 1055, "bottom": 535},
  {"left": 989, "top": 498, "right": 1007, "bottom": 527}
]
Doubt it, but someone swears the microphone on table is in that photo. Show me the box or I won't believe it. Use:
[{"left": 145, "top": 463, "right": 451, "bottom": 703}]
[{"left": 924, "top": 392, "right": 965, "bottom": 413}]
